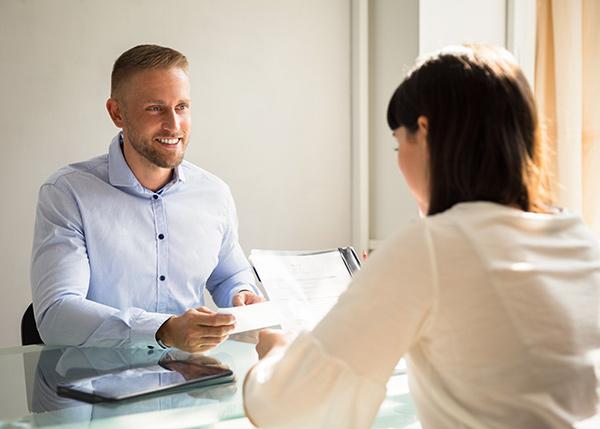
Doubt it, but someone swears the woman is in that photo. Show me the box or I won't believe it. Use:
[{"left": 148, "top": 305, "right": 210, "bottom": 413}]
[{"left": 243, "top": 46, "right": 600, "bottom": 428}]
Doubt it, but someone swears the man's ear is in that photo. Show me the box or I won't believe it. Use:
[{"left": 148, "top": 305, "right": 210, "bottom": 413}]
[{"left": 106, "top": 98, "right": 125, "bottom": 128}]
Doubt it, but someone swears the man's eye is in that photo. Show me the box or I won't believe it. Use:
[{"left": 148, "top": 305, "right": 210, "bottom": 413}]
[
  {"left": 147, "top": 106, "right": 162, "bottom": 112},
  {"left": 176, "top": 104, "right": 189, "bottom": 111}
]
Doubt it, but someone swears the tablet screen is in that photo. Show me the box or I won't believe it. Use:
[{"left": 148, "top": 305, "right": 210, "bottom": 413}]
[{"left": 57, "top": 355, "right": 234, "bottom": 402}]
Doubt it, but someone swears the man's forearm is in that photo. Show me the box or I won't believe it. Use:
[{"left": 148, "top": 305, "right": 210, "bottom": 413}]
[{"left": 37, "top": 296, "right": 171, "bottom": 348}]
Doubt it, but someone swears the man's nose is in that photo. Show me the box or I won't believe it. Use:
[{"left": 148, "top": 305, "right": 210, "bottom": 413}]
[{"left": 162, "top": 109, "right": 180, "bottom": 132}]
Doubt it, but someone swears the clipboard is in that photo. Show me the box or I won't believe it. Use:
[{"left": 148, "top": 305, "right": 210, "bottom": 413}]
[
  {"left": 249, "top": 246, "right": 362, "bottom": 330},
  {"left": 251, "top": 247, "right": 361, "bottom": 282}
]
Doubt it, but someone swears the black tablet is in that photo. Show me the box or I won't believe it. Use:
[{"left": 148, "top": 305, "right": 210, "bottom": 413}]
[{"left": 56, "top": 355, "right": 234, "bottom": 403}]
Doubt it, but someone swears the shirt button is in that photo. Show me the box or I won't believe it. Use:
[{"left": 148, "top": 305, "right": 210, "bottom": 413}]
[
  {"left": 152, "top": 194, "right": 159, "bottom": 200},
  {"left": 159, "top": 275, "right": 166, "bottom": 281},
  {"left": 158, "top": 233, "right": 165, "bottom": 240}
]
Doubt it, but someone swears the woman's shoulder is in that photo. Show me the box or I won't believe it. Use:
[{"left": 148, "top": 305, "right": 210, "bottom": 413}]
[
  {"left": 439, "top": 201, "right": 590, "bottom": 237},
  {"left": 426, "top": 201, "right": 599, "bottom": 261},
  {"left": 371, "top": 201, "right": 596, "bottom": 268}
]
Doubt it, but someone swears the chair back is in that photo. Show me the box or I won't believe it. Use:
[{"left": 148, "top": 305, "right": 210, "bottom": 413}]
[{"left": 21, "top": 303, "right": 43, "bottom": 345}]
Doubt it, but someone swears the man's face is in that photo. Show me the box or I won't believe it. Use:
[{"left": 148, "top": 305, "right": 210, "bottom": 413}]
[{"left": 116, "top": 67, "right": 191, "bottom": 169}]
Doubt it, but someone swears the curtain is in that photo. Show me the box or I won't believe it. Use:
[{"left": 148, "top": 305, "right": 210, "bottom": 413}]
[{"left": 535, "top": 0, "right": 600, "bottom": 237}]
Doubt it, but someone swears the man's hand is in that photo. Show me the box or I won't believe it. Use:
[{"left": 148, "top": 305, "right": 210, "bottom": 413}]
[
  {"left": 232, "top": 290, "right": 265, "bottom": 306},
  {"left": 156, "top": 306, "right": 235, "bottom": 353},
  {"left": 255, "top": 329, "right": 291, "bottom": 359}
]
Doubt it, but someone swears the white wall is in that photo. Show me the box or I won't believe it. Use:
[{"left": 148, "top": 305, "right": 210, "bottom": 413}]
[
  {"left": 369, "top": 0, "right": 420, "bottom": 244},
  {"left": 419, "top": 0, "right": 507, "bottom": 54},
  {"left": 0, "top": 0, "right": 351, "bottom": 348}
]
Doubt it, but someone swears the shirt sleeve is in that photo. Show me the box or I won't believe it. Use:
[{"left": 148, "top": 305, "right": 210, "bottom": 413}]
[
  {"left": 243, "top": 221, "right": 438, "bottom": 428},
  {"left": 31, "top": 183, "right": 171, "bottom": 349},
  {"left": 205, "top": 187, "right": 259, "bottom": 307}
]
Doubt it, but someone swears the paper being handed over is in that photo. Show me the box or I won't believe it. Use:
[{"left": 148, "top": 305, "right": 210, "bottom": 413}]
[{"left": 217, "top": 301, "right": 283, "bottom": 334}]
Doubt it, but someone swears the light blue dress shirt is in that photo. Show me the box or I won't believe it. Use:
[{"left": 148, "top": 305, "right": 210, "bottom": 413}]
[{"left": 31, "top": 133, "right": 258, "bottom": 349}]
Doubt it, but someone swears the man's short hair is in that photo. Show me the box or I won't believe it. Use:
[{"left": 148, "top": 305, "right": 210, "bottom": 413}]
[{"left": 111, "top": 44, "right": 189, "bottom": 98}]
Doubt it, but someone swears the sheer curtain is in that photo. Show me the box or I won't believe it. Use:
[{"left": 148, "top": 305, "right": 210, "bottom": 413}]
[{"left": 535, "top": 0, "right": 600, "bottom": 237}]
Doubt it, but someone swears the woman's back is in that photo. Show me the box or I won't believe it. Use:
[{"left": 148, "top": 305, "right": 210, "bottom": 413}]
[
  {"left": 244, "top": 201, "right": 600, "bottom": 429},
  {"left": 413, "top": 201, "right": 600, "bottom": 428}
]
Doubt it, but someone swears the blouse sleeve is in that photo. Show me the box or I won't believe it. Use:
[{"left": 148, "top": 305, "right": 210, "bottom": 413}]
[{"left": 244, "top": 221, "right": 438, "bottom": 428}]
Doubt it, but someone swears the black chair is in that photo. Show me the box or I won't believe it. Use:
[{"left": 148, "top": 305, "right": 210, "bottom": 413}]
[{"left": 21, "top": 303, "right": 43, "bottom": 345}]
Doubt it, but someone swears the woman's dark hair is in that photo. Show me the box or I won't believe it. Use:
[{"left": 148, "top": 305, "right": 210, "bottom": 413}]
[{"left": 387, "top": 45, "right": 551, "bottom": 215}]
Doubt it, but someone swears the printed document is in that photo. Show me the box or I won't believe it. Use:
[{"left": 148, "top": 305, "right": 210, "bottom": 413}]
[{"left": 249, "top": 249, "right": 353, "bottom": 330}]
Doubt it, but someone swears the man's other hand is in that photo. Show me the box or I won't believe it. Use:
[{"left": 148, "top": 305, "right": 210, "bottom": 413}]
[
  {"left": 232, "top": 290, "right": 265, "bottom": 306},
  {"left": 156, "top": 306, "right": 235, "bottom": 353}
]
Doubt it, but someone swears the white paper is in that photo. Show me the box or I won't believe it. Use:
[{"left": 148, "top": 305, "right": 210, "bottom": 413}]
[
  {"left": 217, "top": 301, "right": 283, "bottom": 334},
  {"left": 249, "top": 249, "right": 353, "bottom": 330}
]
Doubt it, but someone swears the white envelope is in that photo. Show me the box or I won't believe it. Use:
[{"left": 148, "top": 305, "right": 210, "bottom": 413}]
[{"left": 217, "top": 301, "right": 283, "bottom": 334}]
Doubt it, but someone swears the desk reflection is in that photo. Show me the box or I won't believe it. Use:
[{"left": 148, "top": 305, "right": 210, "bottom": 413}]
[{"left": 28, "top": 346, "right": 240, "bottom": 427}]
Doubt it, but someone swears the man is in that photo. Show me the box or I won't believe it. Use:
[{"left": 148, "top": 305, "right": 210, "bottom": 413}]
[{"left": 31, "top": 44, "right": 262, "bottom": 352}]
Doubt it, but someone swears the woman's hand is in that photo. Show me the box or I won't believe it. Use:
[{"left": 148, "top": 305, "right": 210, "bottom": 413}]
[{"left": 256, "top": 329, "right": 291, "bottom": 359}]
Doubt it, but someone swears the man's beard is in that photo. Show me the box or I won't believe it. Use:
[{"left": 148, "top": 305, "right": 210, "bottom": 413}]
[{"left": 126, "top": 128, "right": 187, "bottom": 169}]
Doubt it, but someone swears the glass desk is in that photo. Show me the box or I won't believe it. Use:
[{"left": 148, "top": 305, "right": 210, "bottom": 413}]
[{"left": 0, "top": 339, "right": 419, "bottom": 428}]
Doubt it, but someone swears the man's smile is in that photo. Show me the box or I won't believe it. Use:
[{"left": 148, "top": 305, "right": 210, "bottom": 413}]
[{"left": 155, "top": 136, "right": 183, "bottom": 146}]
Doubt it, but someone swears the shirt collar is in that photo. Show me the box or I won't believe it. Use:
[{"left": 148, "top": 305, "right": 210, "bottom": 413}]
[
  {"left": 173, "top": 159, "right": 186, "bottom": 183},
  {"left": 108, "top": 132, "right": 186, "bottom": 189}
]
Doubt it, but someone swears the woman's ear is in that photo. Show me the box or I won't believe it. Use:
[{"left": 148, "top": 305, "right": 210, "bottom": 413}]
[
  {"left": 417, "top": 116, "right": 428, "bottom": 134},
  {"left": 416, "top": 116, "right": 429, "bottom": 146}
]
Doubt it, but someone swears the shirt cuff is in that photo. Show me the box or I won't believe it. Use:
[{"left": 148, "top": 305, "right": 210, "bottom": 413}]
[{"left": 129, "top": 311, "right": 173, "bottom": 349}]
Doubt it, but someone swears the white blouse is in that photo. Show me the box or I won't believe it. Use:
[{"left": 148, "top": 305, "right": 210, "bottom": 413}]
[{"left": 244, "top": 202, "right": 600, "bottom": 428}]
